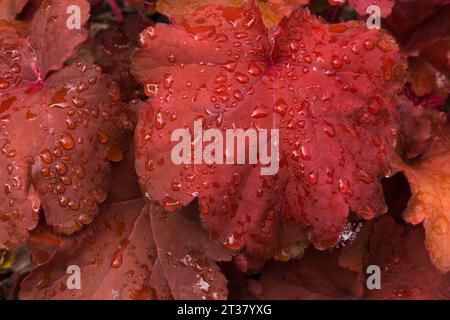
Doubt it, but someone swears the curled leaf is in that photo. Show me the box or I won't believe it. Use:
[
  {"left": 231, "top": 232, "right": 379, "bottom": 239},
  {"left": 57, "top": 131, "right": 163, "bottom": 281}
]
[{"left": 392, "top": 115, "right": 450, "bottom": 273}]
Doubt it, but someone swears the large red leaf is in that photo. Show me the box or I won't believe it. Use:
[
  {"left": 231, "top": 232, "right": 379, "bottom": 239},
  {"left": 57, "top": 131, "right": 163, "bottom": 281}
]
[
  {"left": 132, "top": 2, "right": 406, "bottom": 260},
  {"left": 20, "top": 198, "right": 156, "bottom": 300},
  {"left": 0, "top": 0, "right": 134, "bottom": 249}
]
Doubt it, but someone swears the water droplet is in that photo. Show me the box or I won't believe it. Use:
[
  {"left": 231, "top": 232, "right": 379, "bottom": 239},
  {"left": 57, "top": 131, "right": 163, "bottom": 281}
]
[
  {"left": 232, "top": 172, "right": 241, "bottom": 185},
  {"left": 25, "top": 110, "right": 36, "bottom": 120},
  {"left": 299, "top": 145, "right": 312, "bottom": 161},
  {"left": 162, "top": 196, "right": 182, "bottom": 212},
  {"left": 233, "top": 90, "right": 244, "bottom": 101},
  {"left": 111, "top": 250, "right": 123, "bottom": 269},
  {"left": 107, "top": 146, "right": 123, "bottom": 162},
  {"left": 234, "top": 72, "right": 249, "bottom": 84},
  {"left": 155, "top": 112, "right": 166, "bottom": 129},
  {"left": 234, "top": 31, "right": 248, "bottom": 39},
  {"left": 382, "top": 57, "right": 393, "bottom": 81},
  {"left": 199, "top": 202, "right": 209, "bottom": 215},
  {"left": 71, "top": 97, "right": 87, "bottom": 108},
  {"left": 10, "top": 63, "right": 21, "bottom": 74},
  {"left": 92, "top": 188, "right": 107, "bottom": 203},
  {"left": 0, "top": 79, "right": 10, "bottom": 89},
  {"left": 171, "top": 179, "right": 181, "bottom": 191},
  {"left": 59, "top": 195, "right": 69, "bottom": 207},
  {"left": 167, "top": 54, "right": 177, "bottom": 63},
  {"left": 59, "top": 133, "right": 75, "bottom": 150},
  {"left": 358, "top": 170, "right": 374, "bottom": 184},
  {"left": 61, "top": 176, "right": 72, "bottom": 186},
  {"left": 338, "top": 178, "right": 350, "bottom": 194},
  {"left": 145, "top": 159, "right": 155, "bottom": 171},
  {"left": 307, "top": 172, "right": 318, "bottom": 185},
  {"left": 247, "top": 62, "right": 262, "bottom": 76},
  {"left": 164, "top": 73, "right": 174, "bottom": 89},
  {"left": 55, "top": 161, "right": 67, "bottom": 175},
  {"left": 97, "top": 130, "right": 109, "bottom": 144},
  {"left": 273, "top": 99, "right": 287, "bottom": 116},
  {"left": 223, "top": 62, "right": 236, "bottom": 72},
  {"left": 331, "top": 55, "right": 343, "bottom": 69},
  {"left": 223, "top": 233, "right": 244, "bottom": 250},
  {"left": 243, "top": 16, "right": 256, "bottom": 30},
  {"left": 251, "top": 104, "right": 269, "bottom": 118},
  {"left": 146, "top": 27, "right": 157, "bottom": 39},
  {"left": 323, "top": 121, "right": 336, "bottom": 137},
  {"left": 215, "top": 74, "right": 227, "bottom": 84},
  {"left": 364, "top": 39, "right": 375, "bottom": 50},
  {"left": 214, "top": 33, "right": 228, "bottom": 43},
  {"left": 185, "top": 24, "right": 216, "bottom": 41},
  {"left": 78, "top": 213, "right": 93, "bottom": 225},
  {"left": 144, "top": 82, "right": 158, "bottom": 98},
  {"left": 76, "top": 166, "right": 85, "bottom": 179},
  {"left": 39, "top": 149, "right": 53, "bottom": 164}
]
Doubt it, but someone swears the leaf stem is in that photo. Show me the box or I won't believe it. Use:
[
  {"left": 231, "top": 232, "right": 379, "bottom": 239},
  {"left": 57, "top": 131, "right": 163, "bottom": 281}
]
[{"left": 107, "top": 0, "right": 124, "bottom": 23}]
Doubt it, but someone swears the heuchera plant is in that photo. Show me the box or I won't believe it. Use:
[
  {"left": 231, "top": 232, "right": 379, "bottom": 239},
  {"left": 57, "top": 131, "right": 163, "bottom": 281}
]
[{"left": 0, "top": 0, "right": 449, "bottom": 300}]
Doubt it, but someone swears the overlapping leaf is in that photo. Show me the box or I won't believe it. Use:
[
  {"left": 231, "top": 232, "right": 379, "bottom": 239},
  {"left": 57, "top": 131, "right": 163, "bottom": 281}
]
[
  {"left": 385, "top": 1, "right": 450, "bottom": 99},
  {"left": 150, "top": 204, "right": 234, "bottom": 299},
  {"left": 20, "top": 199, "right": 156, "bottom": 299},
  {"left": 156, "top": 0, "right": 310, "bottom": 29},
  {"left": 226, "top": 247, "right": 365, "bottom": 299},
  {"left": 131, "top": 1, "right": 406, "bottom": 261},
  {"left": 392, "top": 113, "right": 450, "bottom": 272},
  {"left": 0, "top": 0, "right": 134, "bottom": 249},
  {"left": 348, "top": 0, "right": 394, "bottom": 17},
  {"left": 0, "top": 0, "right": 28, "bottom": 21},
  {"left": 364, "top": 216, "right": 449, "bottom": 299}
]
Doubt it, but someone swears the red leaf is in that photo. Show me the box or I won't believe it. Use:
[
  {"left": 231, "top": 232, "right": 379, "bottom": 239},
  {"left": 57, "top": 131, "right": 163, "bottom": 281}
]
[
  {"left": 90, "top": 13, "right": 152, "bottom": 100},
  {"left": 0, "top": 2, "right": 134, "bottom": 249},
  {"left": 30, "top": 0, "right": 90, "bottom": 79},
  {"left": 150, "top": 204, "right": 234, "bottom": 300},
  {"left": 348, "top": 0, "right": 395, "bottom": 17},
  {"left": 131, "top": 2, "right": 406, "bottom": 259},
  {"left": 396, "top": 101, "right": 436, "bottom": 160},
  {"left": 107, "top": 141, "right": 143, "bottom": 203},
  {"left": 364, "top": 216, "right": 450, "bottom": 299},
  {"left": 392, "top": 115, "right": 450, "bottom": 273},
  {"left": 386, "top": 1, "right": 450, "bottom": 99},
  {"left": 20, "top": 198, "right": 157, "bottom": 300},
  {"left": 227, "top": 247, "right": 364, "bottom": 299}
]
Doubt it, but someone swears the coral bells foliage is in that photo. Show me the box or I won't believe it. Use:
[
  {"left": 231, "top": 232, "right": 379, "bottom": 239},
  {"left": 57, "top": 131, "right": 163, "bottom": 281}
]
[
  {"left": 0, "top": 0, "right": 133, "bottom": 249},
  {"left": 132, "top": 2, "right": 406, "bottom": 260},
  {"left": 1, "top": 0, "right": 450, "bottom": 300}
]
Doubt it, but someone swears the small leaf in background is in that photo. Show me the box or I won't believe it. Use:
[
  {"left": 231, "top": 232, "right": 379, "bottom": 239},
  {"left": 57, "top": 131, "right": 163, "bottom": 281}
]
[
  {"left": 0, "top": 0, "right": 28, "bottom": 21},
  {"left": 348, "top": 0, "right": 394, "bottom": 17},
  {"left": 20, "top": 199, "right": 156, "bottom": 300},
  {"left": 156, "top": 0, "right": 310, "bottom": 29},
  {"left": 392, "top": 112, "right": 450, "bottom": 273}
]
